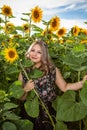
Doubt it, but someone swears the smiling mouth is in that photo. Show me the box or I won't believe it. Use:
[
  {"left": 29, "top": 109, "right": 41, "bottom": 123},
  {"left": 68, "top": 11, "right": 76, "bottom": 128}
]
[{"left": 31, "top": 57, "right": 38, "bottom": 60}]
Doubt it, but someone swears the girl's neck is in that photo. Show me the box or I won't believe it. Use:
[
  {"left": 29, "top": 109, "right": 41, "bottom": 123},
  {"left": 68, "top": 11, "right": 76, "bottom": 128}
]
[{"left": 33, "top": 62, "right": 41, "bottom": 69}]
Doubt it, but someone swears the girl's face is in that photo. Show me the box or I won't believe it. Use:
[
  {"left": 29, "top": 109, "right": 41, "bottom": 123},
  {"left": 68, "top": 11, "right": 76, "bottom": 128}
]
[{"left": 29, "top": 44, "right": 42, "bottom": 66}]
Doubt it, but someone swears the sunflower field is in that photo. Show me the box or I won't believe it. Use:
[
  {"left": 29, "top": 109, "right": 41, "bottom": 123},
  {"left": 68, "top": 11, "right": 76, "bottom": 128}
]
[{"left": 0, "top": 4, "right": 87, "bottom": 130}]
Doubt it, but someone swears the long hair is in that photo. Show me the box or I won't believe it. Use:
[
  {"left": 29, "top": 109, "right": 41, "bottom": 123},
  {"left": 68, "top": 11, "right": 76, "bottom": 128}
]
[{"left": 25, "top": 39, "right": 54, "bottom": 73}]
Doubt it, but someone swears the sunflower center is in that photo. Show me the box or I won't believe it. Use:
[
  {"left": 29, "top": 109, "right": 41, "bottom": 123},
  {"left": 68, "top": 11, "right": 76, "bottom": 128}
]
[
  {"left": 34, "top": 11, "right": 39, "bottom": 18},
  {"left": 52, "top": 20, "right": 57, "bottom": 27},
  {"left": 58, "top": 30, "right": 64, "bottom": 35},
  {"left": 74, "top": 28, "right": 77, "bottom": 33},
  {"left": 4, "top": 8, "right": 10, "bottom": 14},
  {"left": 8, "top": 51, "right": 15, "bottom": 58},
  {"left": 24, "top": 26, "right": 28, "bottom": 30}
]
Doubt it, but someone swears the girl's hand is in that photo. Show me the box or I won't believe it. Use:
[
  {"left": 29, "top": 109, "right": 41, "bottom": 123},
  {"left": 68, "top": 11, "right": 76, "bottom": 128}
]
[{"left": 24, "top": 79, "right": 35, "bottom": 92}]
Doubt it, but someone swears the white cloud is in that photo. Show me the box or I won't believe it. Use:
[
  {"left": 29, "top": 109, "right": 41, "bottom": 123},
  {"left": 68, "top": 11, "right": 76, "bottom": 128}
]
[{"left": 64, "top": 4, "right": 76, "bottom": 10}]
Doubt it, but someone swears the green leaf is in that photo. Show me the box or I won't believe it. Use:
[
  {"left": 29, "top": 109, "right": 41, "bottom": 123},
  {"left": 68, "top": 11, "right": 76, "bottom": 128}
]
[
  {"left": 3, "top": 111, "right": 21, "bottom": 120},
  {"left": 2, "top": 122, "right": 17, "bottom": 130},
  {"left": 0, "top": 90, "right": 6, "bottom": 102},
  {"left": 21, "top": 58, "right": 34, "bottom": 68},
  {"left": 56, "top": 90, "right": 87, "bottom": 121},
  {"left": 6, "top": 65, "right": 19, "bottom": 75},
  {"left": 24, "top": 92, "right": 39, "bottom": 117},
  {"left": 62, "top": 53, "right": 87, "bottom": 71},
  {"left": 21, "top": 18, "right": 29, "bottom": 22},
  {"left": 3, "top": 103, "right": 18, "bottom": 110},
  {"left": 9, "top": 80, "right": 24, "bottom": 99},
  {"left": 29, "top": 68, "right": 44, "bottom": 79},
  {"left": 72, "top": 44, "right": 86, "bottom": 53},
  {"left": 15, "top": 119, "right": 33, "bottom": 130}
]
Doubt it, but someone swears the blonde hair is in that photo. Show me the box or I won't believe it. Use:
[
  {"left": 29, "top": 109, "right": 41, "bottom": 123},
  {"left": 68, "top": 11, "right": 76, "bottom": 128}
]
[{"left": 25, "top": 39, "right": 54, "bottom": 72}]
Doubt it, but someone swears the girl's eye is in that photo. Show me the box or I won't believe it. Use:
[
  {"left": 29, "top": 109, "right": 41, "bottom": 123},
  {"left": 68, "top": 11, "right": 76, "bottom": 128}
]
[
  {"left": 31, "top": 49, "right": 35, "bottom": 52},
  {"left": 38, "top": 51, "right": 42, "bottom": 54}
]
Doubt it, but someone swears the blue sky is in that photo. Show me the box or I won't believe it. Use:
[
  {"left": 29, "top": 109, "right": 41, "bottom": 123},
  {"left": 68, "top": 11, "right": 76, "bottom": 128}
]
[{"left": 0, "top": 0, "right": 87, "bottom": 29}]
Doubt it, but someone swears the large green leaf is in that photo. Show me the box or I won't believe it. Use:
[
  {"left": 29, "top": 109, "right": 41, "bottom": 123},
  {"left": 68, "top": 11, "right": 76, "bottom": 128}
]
[
  {"left": 2, "top": 122, "right": 17, "bottom": 130},
  {"left": 56, "top": 90, "right": 87, "bottom": 121},
  {"left": 6, "top": 65, "right": 19, "bottom": 75},
  {"left": 80, "top": 81, "right": 87, "bottom": 106},
  {"left": 9, "top": 80, "right": 24, "bottom": 99},
  {"left": 21, "top": 58, "right": 34, "bottom": 68},
  {"left": 62, "top": 54, "right": 87, "bottom": 71},
  {"left": 24, "top": 91, "right": 39, "bottom": 117},
  {"left": 29, "top": 68, "right": 44, "bottom": 79}
]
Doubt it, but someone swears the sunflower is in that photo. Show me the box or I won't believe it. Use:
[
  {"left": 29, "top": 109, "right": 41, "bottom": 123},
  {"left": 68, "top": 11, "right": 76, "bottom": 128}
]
[
  {"left": 1, "top": 5, "right": 12, "bottom": 17},
  {"left": 71, "top": 25, "right": 80, "bottom": 36},
  {"left": 4, "top": 48, "right": 19, "bottom": 63},
  {"left": 58, "top": 39, "right": 64, "bottom": 44},
  {"left": 31, "top": 6, "right": 43, "bottom": 23},
  {"left": 4, "top": 22, "right": 15, "bottom": 34},
  {"left": 56, "top": 27, "right": 66, "bottom": 37},
  {"left": 50, "top": 16, "right": 60, "bottom": 31},
  {"left": 42, "top": 28, "right": 52, "bottom": 36},
  {"left": 80, "top": 28, "right": 87, "bottom": 35},
  {"left": 80, "top": 40, "right": 87, "bottom": 44},
  {"left": 22, "top": 23, "right": 29, "bottom": 33}
]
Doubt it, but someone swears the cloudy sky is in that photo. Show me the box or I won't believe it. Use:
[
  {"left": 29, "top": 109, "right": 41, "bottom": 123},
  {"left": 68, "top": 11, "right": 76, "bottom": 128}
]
[{"left": 0, "top": 0, "right": 87, "bottom": 30}]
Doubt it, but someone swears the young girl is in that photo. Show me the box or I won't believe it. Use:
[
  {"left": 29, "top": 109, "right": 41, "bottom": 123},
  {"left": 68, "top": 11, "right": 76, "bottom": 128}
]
[{"left": 18, "top": 39, "right": 87, "bottom": 130}]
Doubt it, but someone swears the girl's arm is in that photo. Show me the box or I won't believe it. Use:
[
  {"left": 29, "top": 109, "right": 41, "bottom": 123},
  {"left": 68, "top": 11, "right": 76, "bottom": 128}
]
[
  {"left": 55, "top": 67, "right": 87, "bottom": 92},
  {"left": 18, "top": 72, "right": 34, "bottom": 100}
]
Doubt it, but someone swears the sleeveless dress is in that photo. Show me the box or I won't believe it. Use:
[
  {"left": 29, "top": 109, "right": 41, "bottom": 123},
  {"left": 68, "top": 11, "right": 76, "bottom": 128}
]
[{"left": 21, "top": 66, "right": 57, "bottom": 130}]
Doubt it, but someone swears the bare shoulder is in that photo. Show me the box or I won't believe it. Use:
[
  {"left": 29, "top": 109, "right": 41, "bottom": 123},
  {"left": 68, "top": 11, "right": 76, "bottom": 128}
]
[
  {"left": 55, "top": 67, "right": 63, "bottom": 78},
  {"left": 55, "top": 67, "right": 61, "bottom": 73}
]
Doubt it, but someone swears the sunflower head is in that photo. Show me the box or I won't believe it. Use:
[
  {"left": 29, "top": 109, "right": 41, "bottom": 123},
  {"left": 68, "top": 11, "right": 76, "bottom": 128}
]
[
  {"left": 42, "top": 28, "right": 52, "bottom": 36},
  {"left": 31, "top": 6, "right": 43, "bottom": 23},
  {"left": 80, "top": 28, "right": 87, "bottom": 35},
  {"left": 22, "top": 23, "right": 29, "bottom": 33},
  {"left": 71, "top": 25, "right": 80, "bottom": 36},
  {"left": 56, "top": 27, "right": 67, "bottom": 37},
  {"left": 4, "top": 22, "right": 15, "bottom": 34},
  {"left": 4, "top": 48, "right": 19, "bottom": 63},
  {"left": 1, "top": 5, "right": 12, "bottom": 17},
  {"left": 50, "top": 16, "right": 60, "bottom": 31}
]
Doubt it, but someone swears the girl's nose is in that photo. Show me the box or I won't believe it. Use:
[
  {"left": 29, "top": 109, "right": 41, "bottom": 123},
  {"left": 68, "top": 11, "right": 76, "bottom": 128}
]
[{"left": 33, "top": 51, "right": 37, "bottom": 56}]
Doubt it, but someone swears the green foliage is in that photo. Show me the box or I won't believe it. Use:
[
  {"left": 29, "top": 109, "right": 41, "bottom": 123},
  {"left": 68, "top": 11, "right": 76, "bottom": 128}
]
[
  {"left": 55, "top": 90, "right": 87, "bottom": 121},
  {"left": 24, "top": 91, "right": 39, "bottom": 117},
  {"left": 2, "top": 122, "right": 17, "bottom": 130},
  {"left": 9, "top": 80, "right": 24, "bottom": 99},
  {"left": 29, "top": 67, "right": 44, "bottom": 79}
]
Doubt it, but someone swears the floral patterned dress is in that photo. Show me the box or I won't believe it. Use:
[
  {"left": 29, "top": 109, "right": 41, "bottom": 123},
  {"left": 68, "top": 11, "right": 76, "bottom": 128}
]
[{"left": 22, "top": 66, "right": 57, "bottom": 130}]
